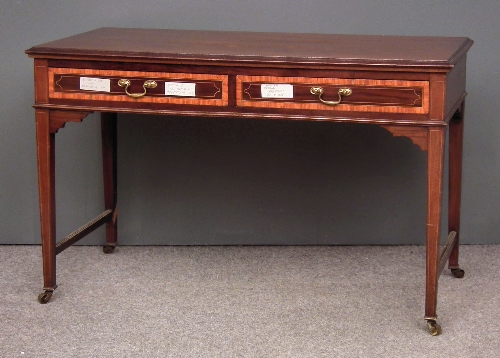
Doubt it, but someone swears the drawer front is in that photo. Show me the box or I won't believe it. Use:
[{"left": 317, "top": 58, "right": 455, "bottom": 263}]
[
  {"left": 49, "top": 68, "right": 228, "bottom": 106},
  {"left": 237, "top": 76, "right": 429, "bottom": 114}
]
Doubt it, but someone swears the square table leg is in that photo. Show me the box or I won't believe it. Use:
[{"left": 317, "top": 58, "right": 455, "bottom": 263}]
[
  {"left": 425, "top": 127, "right": 446, "bottom": 335},
  {"left": 101, "top": 112, "right": 118, "bottom": 254},
  {"left": 35, "top": 109, "right": 57, "bottom": 303},
  {"left": 448, "top": 103, "right": 466, "bottom": 278}
]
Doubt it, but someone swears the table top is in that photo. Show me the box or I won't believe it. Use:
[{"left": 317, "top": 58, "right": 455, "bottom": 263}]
[{"left": 26, "top": 28, "right": 473, "bottom": 69}]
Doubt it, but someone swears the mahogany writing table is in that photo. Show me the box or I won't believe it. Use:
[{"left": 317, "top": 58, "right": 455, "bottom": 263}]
[{"left": 26, "top": 28, "right": 473, "bottom": 335}]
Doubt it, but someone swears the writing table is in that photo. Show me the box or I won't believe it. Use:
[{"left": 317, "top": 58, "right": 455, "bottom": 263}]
[{"left": 26, "top": 28, "right": 473, "bottom": 335}]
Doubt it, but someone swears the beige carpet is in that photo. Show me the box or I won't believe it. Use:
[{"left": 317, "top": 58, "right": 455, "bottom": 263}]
[{"left": 1, "top": 245, "right": 499, "bottom": 357}]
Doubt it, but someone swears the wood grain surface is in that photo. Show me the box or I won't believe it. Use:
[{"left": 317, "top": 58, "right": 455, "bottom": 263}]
[{"left": 26, "top": 28, "right": 473, "bottom": 70}]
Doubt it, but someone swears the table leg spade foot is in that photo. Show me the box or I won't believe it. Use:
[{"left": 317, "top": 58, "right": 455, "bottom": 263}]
[{"left": 451, "top": 268, "right": 465, "bottom": 278}]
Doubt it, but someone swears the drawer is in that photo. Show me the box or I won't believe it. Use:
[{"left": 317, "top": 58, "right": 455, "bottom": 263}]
[
  {"left": 237, "top": 76, "right": 429, "bottom": 114},
  {"left": 49, "top": 68, "right": 228, "bottom": 106}
]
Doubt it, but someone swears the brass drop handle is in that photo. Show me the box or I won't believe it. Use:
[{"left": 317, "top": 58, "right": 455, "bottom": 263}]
[
  {"left": 118, "top": 79, "right": 157, "bottom": 98},
  {"left": 310, "top": 87, "right": 352, "bottom": 105}
]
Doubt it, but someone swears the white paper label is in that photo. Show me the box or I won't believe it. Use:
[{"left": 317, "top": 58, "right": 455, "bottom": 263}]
[
  {"left": 79, "top": 77, "right": 111, "bottom": 92},
  {"left": 261, "top": 84, "right": 294, "bottom": 98},
  {"left": 165, "top": 82, "right": 196, "bottom": 97}
]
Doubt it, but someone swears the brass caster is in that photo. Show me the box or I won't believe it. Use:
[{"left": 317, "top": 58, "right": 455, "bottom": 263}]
[
  {"left": 38, "top": 291, "right": 53, "bottom": 304},
  {"left": 451, "top": 268, "right": 465, "bottom": 278},
  {"left": 426, "top": 320, "right": 441, "bottom": 336},
  {"left": 103, "top": 244, "right": 116, "bottom": 254}
]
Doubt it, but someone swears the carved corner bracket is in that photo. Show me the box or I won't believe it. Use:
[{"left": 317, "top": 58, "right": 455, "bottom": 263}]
[
  {"left": 49, "top": 110, "right": 93, "bottom": 133},
  {"left": 380, "top": 125, "right": 429, "bottom": 152}
]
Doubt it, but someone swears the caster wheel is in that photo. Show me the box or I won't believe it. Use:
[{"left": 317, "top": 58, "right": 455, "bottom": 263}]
[
  {"left": 38, "top": 291, "right": 52, "bottom": 304},
  {"left": 427, "top": 321, "right": 441, "bottom": 336},
  {"left": 103, "top": 245, "right": 115, "bottom": 254},
  {"left": 451, "top": 268, "right": 465, "bottom": 278}
]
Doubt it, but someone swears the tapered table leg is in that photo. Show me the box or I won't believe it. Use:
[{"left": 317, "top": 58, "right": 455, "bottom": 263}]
[
  {"left": 36, "top": 109, "right": 57, "bottom": 303},
  {"left": 101, "top": 112, "right": 118, "bottom": 253},
  {"left": 425, "top": 127, "right": 446, "bottom": 335},
  {"left": 448, "top": 103, "right": 465, "bottom": 278}
]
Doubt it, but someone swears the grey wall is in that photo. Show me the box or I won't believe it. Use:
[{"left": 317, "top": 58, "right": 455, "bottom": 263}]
[{"left": 1, "top": 1, "right": 499, "bottom": 245}]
